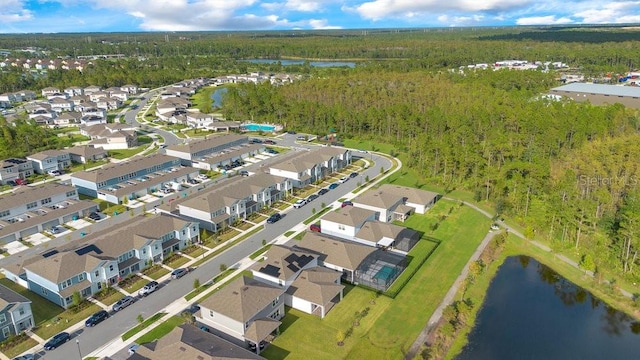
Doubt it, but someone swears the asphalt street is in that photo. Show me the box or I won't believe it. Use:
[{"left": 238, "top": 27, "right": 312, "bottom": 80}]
[{"left": 23, "top": 133, "right": 390, "bottom": 359}]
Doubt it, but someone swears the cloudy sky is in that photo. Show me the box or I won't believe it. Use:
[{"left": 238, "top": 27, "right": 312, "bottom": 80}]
[{"left": 1, "top": 0, "right": 639, "bottom": 33}]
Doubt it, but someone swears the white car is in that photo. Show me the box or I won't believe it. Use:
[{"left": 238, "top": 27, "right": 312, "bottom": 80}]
[
  {"left": 293, "top": 199, "right": 307, "bottom": 209},
  {"left": 47, "top": 170, "right": 62, "bottom": 176},
  {"left": 338, "top": 176, "right": 348, "bottom": 184},
  {"left": 197, "top": 174, "right": 208, "bottom": 180}
]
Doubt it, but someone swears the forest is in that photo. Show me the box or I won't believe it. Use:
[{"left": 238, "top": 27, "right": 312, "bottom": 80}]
[{"left": 2, "top": 25, "right": 640, "bottom": 283}]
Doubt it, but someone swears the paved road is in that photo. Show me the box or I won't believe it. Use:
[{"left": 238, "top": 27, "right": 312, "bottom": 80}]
[
  {"left": 32, "top": 146, "right": 390, "bottom": 359},
  {"left": 124, "top": 91, "right": 183, "bottom": 147}
]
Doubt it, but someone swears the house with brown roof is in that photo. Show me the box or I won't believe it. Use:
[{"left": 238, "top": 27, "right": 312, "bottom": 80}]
[
  {"left": 251, "top": 245, "right": 317, "bottom": 288},
  {"left": 130, "top": 324, "right": 264, "bottom": 360},
  {"left": 355, "top": 221, "right": 421, "bottom": 252},
  {"left": 175, "top": 173, "right": 291, "bottom": 231},
  {"left": 196, "top": 276, "right": 284, "bottom": 353},
  {"left": 8, "top": 214, "right": 198, "bottom": 308},
  {"left": 81, "top": 123, "right": 138, "bottom": 150},
  {"left": 0, "top": 285, "right": 34, "bottom": 341},
  {"left": 268, "top": 147, "right": 351, "bottom": 188},
  {"left": 53, "top": 111, "right": 82, "bottom": 127},
  {"left": 67, "top": 145, "right": 107, "bottom": 164},
  {"left": 164, "top": 134, "right": 248, "bottom": 165},
  {"left": 353, "top": 184, "right": 439, "bottom": 223},
  {"left": 320, "top": 206, "right": 377, "bottom": 239}
]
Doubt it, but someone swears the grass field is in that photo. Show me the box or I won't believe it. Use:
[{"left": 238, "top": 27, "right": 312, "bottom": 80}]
[
  {"left": 122, "top": 312, "right": 167, "bottom": 341},
  {"left": 136, "top": 316, "right": 185, "bottom": 344},
  {"left": 0, "top": 278, "right": 63, "bottom": 325},
  {"left": 266, "top": 199, "right": 490, "bottom": 360},
  {"left": 108, "top": 145, "right": 148, "bottom": 160}
]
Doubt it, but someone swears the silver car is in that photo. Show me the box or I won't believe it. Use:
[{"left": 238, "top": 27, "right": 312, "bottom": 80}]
[{"left": 112, "top": 295, "right": 134, "bottom": 311}]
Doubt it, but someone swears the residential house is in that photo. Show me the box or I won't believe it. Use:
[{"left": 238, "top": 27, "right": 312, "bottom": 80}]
[
  {"left": 80, "top": 115, "right": 107, "bottom": 127},
  {"left": 53, "top": 111, "right": 82, "bottom": 127},
  {"left": 96, "top": 97, "right": 121, "bottom": 111},
  {"left": 69, "top": 95, "right": 89, "bottom": 107},
  {"left": 191, "top": 143, "right": 264, "bottom": 171},
  {"left": 320, "top": 206, "right": 377, "bottom": 239},
  {"left": 0, "top": 93, "right": 17, "bottom": 108},
  {"left": 196, "top": 276, "right": 284, "bottom": 352},
  {"left": 251, "top": 245, "right": 318, "bottom": 289},
  {"left": 80, "top": 106, "right": 106, "bottom": 120},
  {"left": 49, "top": 97, "right": 74, "bottom": 112},
  {"left": 70, "top": 154, "right": 197, "bottom": 204},
  {"left": 27, "top": 150, "right": 71, "bottom": 174},
  {"left": 173, "top": 173, "right": 291, "bottom": 231},
  {"left": 164, "top": 134, "right": 248, "bottom": 165},
  {"left": 67, "top": 146, "right": 108, "bottom": 164},
  {"left": 130, "top": 324, "right": 264, "bottom": 360},
  {"left": 109, "top": 91, "right": 128, "bottom": 102},
  {"left": 16, "top": 90, "right": 36, "bottom": 102},
  {"left": 355, "top": 221, "right": 421, "bottom": 252},
  {"left": 0, "top": 285, "right": 34, "bottom": 341},
  {"left": 83, "top": 85, "right": 101, "bottom": 95},
  {"left": 0, "top": 158, "right": 33, "bottom": 184},
  {"left": 155, "top": 98, "right": 191, "bottom": 120},
  {"left": 120, "top": 85, "right": 138, "bottom": 95},
  {"left": 8, "top": 214, "right": 198, "bottom": 308},
  {"left": 41, "top": 87, "right": 61, "bottom": 97},
  {"left": 81, "top": 123, "right": 138, "bottom": 150},
  {"left": 268, "top": 147, "right": 352, "bottom": 188},
  {"left": 63, "top": 86, "right": 83, "bottom": 97},
  {"left": 185, "top": 112, "right": 214, "bottom": 128},
  {"left": 352, "top": 184, "right": 438, "bottom": 222},
  {"left": 0, "top": 183, "right": 97, "bottom": 243}
]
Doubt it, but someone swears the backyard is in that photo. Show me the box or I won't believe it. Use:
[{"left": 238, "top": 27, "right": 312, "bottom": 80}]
[{"left": 266, "top": 198, "right": 491, "bottom": 360}]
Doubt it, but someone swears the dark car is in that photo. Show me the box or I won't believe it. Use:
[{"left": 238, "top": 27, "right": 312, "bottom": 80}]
[
  {"left": 307, "top": 194, "right": 319, "bottom": 202},
  {"left": 341, "top": 201, "right": 353, "bottom": 208},
  {"left": 88, "top": 212, "right": 101, "bottom": 221},
  {"left": 266, "top": 213, "right": 282, "bottom": 224},
  {"left": 171, "top": 268, "right": 188, "bottom": 279},
  {"left": 328, "top": 183, "right": 339, "bottom": 190},
  {"left": 44, "top": 332, "right": 70, "bottom": 350},
  {"left": 309, "top": 224, "right": 321, "bottom": 232},
  {"left": 85, "top": 310, "right": 109, "bottom": 327},
  {"left": 265, "top": 148, "right": 278, "bottom": 154},
  {"left": 287, "top": 130, "right": 297, "bottom": 135},
  {"left": 250, "top": 138, "right": 263, "bottom": 144},
  {"left": 263, "top": 140, "right": 276, "bottom": 145},
  {"left": 318, "top": 188, "right": 329, "bottom": 196},
  {"left": 349, "top": 172, "right": 358, "bottom": 178},
  {"left": 112, "top": 295, "right": 134, "bottom": 312},
  {"left": 6, "top": 180, "right": 17, "bottom": 187}
]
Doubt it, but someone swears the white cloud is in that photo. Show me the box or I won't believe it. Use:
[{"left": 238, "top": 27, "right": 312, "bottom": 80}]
[
  {"left": 353, "top": 0, "right": 533, "bottom": 21},
  {"left": 0, "top": 0, "right": 33, "bottom": 23},
  {"left": 573, "top": 1, "right": 640, "bottom": 23},
  {"left": 516, "top": 15, "right": 574, "bottom": 25}
]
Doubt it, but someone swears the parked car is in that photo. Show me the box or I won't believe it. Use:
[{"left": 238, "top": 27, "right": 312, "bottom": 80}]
[
  {"left": 266, "top": 213, "right": 282, "bottom": 224},
  {"left": 318, "top": 188, "right": 329, "bottom": 196},
  {"left": 287, "top": 130, "right": 297, "bottom": 134},
  {"left": 240, "top": 170, "right": 250, "bottom": 177},
  {"left": 263, "top": 139, "right": 276, "bottom": 145},
  {"left": 296, "top": 135, "right": 306, "bottom": 141},
  {"left": 6, "top": 180, "right": 17, "bottom": 187},
  {"left": 491, "top": 223, "right": 500, "bottom": 230},
  {"left": 85, "top": 310, "right": 109, "bottom": 327},
  {"left": 265, "top": 148, "right": 278, "bottom": 154},
  {"left": 128, "top": 344, "right": 139, "bottom": 355},
  {"left": 13, "top": 354, "right": 35, "bottom": 360},
  {"left": 112, "top": 296, "right": 135, "bottom": 311},
  {"left": 44, "top": 332, "right": 70, "bottom": 350},
  {"left": 349, "top": 172, "right": 359, "bottom": 178},
  {"left": 328, "top": 183, "right": 339, "bottom": 190},
  {"left": 138, "top": 281, "right": 159, "bottom": 296},
  {"left": 250, "top": 138, "right": 263, "bottom": 144},
  {"left": 14, "top": 178, "right": 28, "bottom": 186},
  {"left": 341, "top": 201, "right": 353, "bottom": 208},
  {"left": 309, "top": 224, "right": 321, "bottom": 232},
  {"left": 293, "top": 199, "right": 307, "bottom": 209},
  {"left": 197, "top": 174, "right": 208, "bottom": 180},
  {"left": 187, "top": 178, "right": 200, "bottom": 185},
  {"left": 171, "top": 268, "right": 188, "bottom": 279},
  {"left": 307, "top": 194, "right": 319, "bottom": 202},
  {"left": 338, "top": 176, "right": 349, "bottom": 184},
  {"left": 47, "top": 170, "right": 62, "bottom": 176},
  {"left": 88, "top": 212, "right": 101, "bottom": 221},
  {"left": 46, "top": 226, "right": 64, "bottom": 235}
]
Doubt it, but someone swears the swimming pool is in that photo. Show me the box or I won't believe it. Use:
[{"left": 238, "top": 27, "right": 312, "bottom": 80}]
[
  {"left": 374, "top": 265, "right": 397, "bottom": 282},
  {"left": 242, "top": 123, "right": 276, "bottom": 132}
]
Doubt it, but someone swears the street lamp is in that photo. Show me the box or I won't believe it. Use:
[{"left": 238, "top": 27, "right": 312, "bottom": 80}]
[{"left": 76, "top": 339, "right": 82, "bottom": 360}]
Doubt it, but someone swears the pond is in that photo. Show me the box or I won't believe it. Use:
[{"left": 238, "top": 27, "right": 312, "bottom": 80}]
[
  {"left": 242, "top": 59, "right": 356, "bottom": 68},
  {"left": 210, "top": 87, "right": 227, "bottom": 108},
  {"left": 457, "top": 256, "right": 640, "bottom": 360}
]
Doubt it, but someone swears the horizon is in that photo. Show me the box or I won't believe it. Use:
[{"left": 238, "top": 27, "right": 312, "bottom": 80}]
[{"left": 2, "top": 0, "right": 640, "bottom": 34}]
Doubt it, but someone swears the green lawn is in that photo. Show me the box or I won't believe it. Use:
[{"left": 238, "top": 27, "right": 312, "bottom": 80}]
[
  {"left": 92, "top": 287, "right": 125, "bottom": 306},
  {"left": 264, "top": 285, "right": 393, "bottom": 360},
  {"left": 0, "top": 278, "right": 63, "bottom": 324},
  {"left": 142, "top": 265, "right": 171, "bottom": 280},
  {"left": 0, "top": 334, "right": 38, "bottom": 358},
  {"left": 138, "top": 135, "right": 154, "bottom": 144},
  {"left": 136, "top": 316, "right": 185, "bottom": 344},
  {"left": 35, "top": 302, "right": 100, "bottom": 339},
  {"left": 303, "top": 207, "right": 331, "bottom": 225},
  {"left": 121, "top": 312, "right": 167, "bottom": 341},
  {"left": 108, "top": 145, "right": 148, "bottom": 160},
  {"left": 66, "top": 159, "right": 109, "bottom": 173},
  {"left": 266, "top": 199, "right": 491, "bottom": 360},
  {"left": 164, "top": 254, "right": 190, "bottom": 268},
  {"left": 121, "top": 276, "right": 148, "bottom": 293}
]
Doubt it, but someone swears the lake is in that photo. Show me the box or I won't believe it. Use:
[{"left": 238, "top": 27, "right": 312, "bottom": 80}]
[
  {"left": 457, "top": 256, "right": 640, "bottom": 360},
  {"left": 242, "top": 59, "right": 356, "bottom": 68}
]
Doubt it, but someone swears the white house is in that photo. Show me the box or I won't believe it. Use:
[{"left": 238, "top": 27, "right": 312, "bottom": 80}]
[{"left": 320, "top": 206, "right": 377, "bottom": 239}]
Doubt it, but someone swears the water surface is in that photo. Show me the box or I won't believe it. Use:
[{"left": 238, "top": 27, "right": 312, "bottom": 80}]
[{"left": 457, "top": 256, "right": 640, "bottom": 360}]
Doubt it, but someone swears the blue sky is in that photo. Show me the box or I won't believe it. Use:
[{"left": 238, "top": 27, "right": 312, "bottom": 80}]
[{"left": 1, "top": 0, "right": 640, "bottom": 33}]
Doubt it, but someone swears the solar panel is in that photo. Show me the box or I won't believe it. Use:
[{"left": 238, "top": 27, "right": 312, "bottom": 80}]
[
  {"left": 259, "top": 264, "right": 281, "bottom": 277},
  {"left": 75, "top": 244, "right": 102, "bottom": 256},
  {"left": 42, "top": 250, "right": 59, "bottom": 258}
]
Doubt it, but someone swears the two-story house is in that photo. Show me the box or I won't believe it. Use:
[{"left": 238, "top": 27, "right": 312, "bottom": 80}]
[
  {"left": 320, "top": 206, "right": 377, "bottom": 239},
  {"left": 27, "top": 150, "right": 71, "bottom": 174},
  {"left": 268, "top": 148, "right": 351, "bottom": 188},
  {"left": 352, "top": 184, "right": 438, "bottom": 223},
  {"left": 164, "top": 134, "right": 248, "bottom": 166},
  {"left": 0, "top": 285, "right": 34, "bottom": 341},
  {"left": 196, "top": 276, "right": 284, "bottom": 353},
  {"left": 0, "top": 158, "right": 33, "bottom": 184}
]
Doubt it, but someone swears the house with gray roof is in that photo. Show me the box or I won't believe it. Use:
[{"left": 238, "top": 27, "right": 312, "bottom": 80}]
[
  {"left": 320, "top": 206, "right": 377, "bottom": 239},
  {"left": 174, "top": 173, "right": 291, "bottom": 231},
  {"left": 53, "top": 111, "right": 82, "bottom": 127},
  {"left": 355, "top": 221, "right": 421, "bottom": 252},
  {"left": 164, "top": 134, "right": 248, "bottom": 165},
  {"left": 27, "top": 149, "right": 71, "bottom": 174},
  {"left": 268, "top": 147, "right": 351, "bottom": 188},
  {"left": 0, "top": 285, "right": 34, "bottom": 341},
  {"left": 251, "top": 245, "right": 318, "bottom": 288},
  {"left": 81, "top": 123, "right": 138, "bottom": 150},
  {"left": 192, "top": 143, "right": 264, "bottom": 171},
  {"left": 131, "top": 324, "right": 264, "bottom": 360},
  {"left": 66, "top": 145, "right": 107, "bottom": 164},
  {"left": 6, "top": 214, "right": 198, "bottom": 308},
  {"left": 196, "top": 276, "right": 284, "bottom": 352},
  {"left": 0, "top": 158, "right": 33, "bottom": 185},
  {"left": 71, "top": 154, "right": 197, "bottom": 204},
  {"left": 353, "top": 184, "right": 438, "bottom": 222}
]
